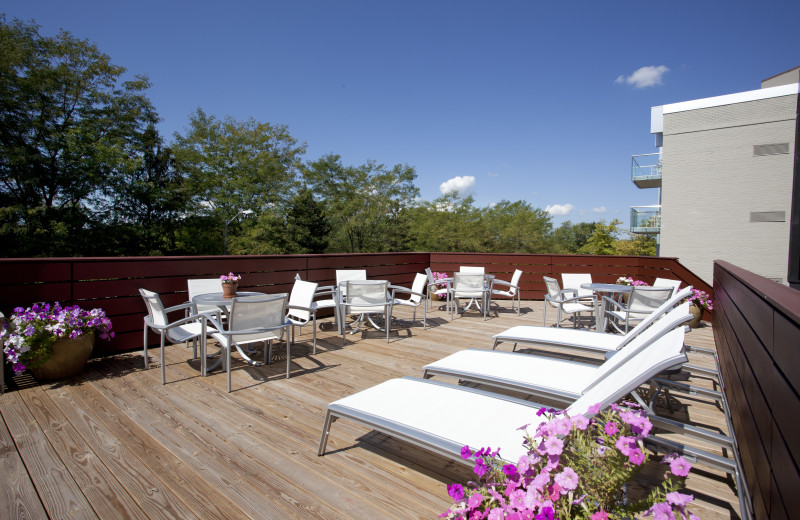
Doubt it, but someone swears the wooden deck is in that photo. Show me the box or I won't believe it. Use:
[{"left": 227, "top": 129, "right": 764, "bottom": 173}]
[{"left": 1, "top": 300, "right": 742, "bottom": 519}]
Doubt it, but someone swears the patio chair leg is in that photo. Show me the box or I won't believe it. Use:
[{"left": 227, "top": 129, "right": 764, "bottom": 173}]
[
  {"left": 160, "top": 334, "right": 166, "bottom": 385},
  {"left": 312, "top": 314, "right": 317, "bottom": 355},
  {"left": 285, "top": 338, "right": 291, "bottom": 379},
  {"left": 143, "top": 322, "right": 149, "bottom": 369}
]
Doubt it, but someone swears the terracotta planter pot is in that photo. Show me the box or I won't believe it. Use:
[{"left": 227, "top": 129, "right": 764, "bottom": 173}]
[
  {"left": 30, "top": 332, "right": 94, "bottom": 381},
  {"left": 222, "top": 282, "right": 238, "bottom": 298},
  {"left": 688, "top": 303, "right": 703, "bottom": 328}
]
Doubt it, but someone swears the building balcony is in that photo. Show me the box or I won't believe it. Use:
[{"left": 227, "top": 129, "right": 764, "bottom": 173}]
[
  {"left": 630, "top": 205, "right": 661, "bottom": 234},
  {"left": 631, "top": 153, "right": 662, "bottom": 188}
]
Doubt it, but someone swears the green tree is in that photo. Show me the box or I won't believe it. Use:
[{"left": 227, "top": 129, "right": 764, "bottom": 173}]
[
  {"left": 302, "top": 154, "right": 419, "bottom": 253},
  {"left": 614, "top": 231, "right": 658, "bottom": 256},
  {"left": 0, "top": 16, "right": 159, "bottom": 256},
  {"left": 172, "top": 109, "right": 306, "bottom": 253},
  {"left": 482, "top": 200, "right": 553, "bottom": 253},
  {"left": 551, "top": 220, "right": 596, "bottom": 254},
  {"left": 283, "top": 188, "right": 330, "bottom": 254},
  {"left": 408, "top": 193, "right": 487, "bottom": 252},
  {"left": 579, "top": 219, "right": 622, "bottom": 255}
]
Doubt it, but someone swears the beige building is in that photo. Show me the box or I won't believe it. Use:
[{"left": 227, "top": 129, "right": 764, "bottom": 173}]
[{"left": 631, "top": 66, "right": 800, "bottom": 288}]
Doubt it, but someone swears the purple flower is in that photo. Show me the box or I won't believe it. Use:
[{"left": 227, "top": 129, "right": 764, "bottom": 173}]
[
  {"left": 461, "top": 445, "right": 473, "bottom": 460},
  {"left": 554, "top": 467, "right": 579, "bottom": 491},
  {"left": 474, "top": 458, "right": 488, "bottom": 477},
  {"left": 502, "top": 464, "right": 517, "bottom": 476},
  {"left": 669, "top": 456, "right": 692, "bottom": 477},
  {"left": 542, "top": 436, "right": 563, "bottom": 456},
  {"left": 571, "top": 414, "right": 589, "bottom": 430},
  {"left": 467, "top": 492, "right": 484, "bottom": 509},
  {"left": 447, "top": 483, "right": 465, "bottom": 502},
  {"left": 534, "top": 505, "right": 555, "bottom": 520},
  {"left": 645, "top": 501, "right": 676, "bottom": 520},
  {"left": 590, "top": 511, "right": 609, "bottom": 520},
  {"left": 615, "top": 436, "right": 636, "bottom": 456},
  {"left": 628, "top": 448, "right": 645, "bottom": 465},
  {"left": 666, "top": 491, "right": 694, "bottom": 508},
  {"left": 604, "top": 422, "right": 619, "bottom": 436}
]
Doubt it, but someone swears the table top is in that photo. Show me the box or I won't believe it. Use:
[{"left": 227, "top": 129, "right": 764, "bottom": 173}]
[
  {"left": 192, "top": 291, "right": 266, "bottom": 305},
  {"left": 580, "top": 283, "right": 633, "bottom": 293}
]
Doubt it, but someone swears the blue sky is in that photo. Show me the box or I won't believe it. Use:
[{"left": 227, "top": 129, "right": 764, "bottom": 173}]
[{"left": 4, "top": 1, "right": 799, "bottom": 228}]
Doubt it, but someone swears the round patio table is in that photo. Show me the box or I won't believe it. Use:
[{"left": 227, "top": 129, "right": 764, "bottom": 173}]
[{"left": 580, "top": 283, "right": 633, "bottom": 332}]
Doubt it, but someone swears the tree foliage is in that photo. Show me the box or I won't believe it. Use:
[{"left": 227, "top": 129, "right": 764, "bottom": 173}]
[{"left": 0, "top": 16, "right": 159, "bottom": 256}]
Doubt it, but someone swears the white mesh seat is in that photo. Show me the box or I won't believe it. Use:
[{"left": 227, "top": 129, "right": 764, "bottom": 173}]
[
  {"left": 140, "top": 288, "right": 218, "bottom": 385},
  {"left": 543, "top": 276, "right": 596, "bottom": 328},
  {"left": 206, "top": 294, "right": 292, "bottom": 392},
  {"left": 451, "top": 272, "right": 488, "bottom": 320},
  {"left": 490, "top": 269, "right": 523, "bottom": 315},
  {"left": 340, "top": 280, "right": 392, "bottom": 344},
  {"left": 391, "top": 273, "right": 428, "bottom": 328},
  {"left": 286, "top": 280, "right": 320, "bottom": 354},
  {"left": 604, "top": 286, "right": 675, "bottom": 333}
]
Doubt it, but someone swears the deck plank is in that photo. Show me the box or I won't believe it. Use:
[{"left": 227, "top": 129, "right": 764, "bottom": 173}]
[
  {"left": 0, "top": 398, "right": 49, "bottom": 520},
  {"left": 1, "top": 389, "right": 98, "bottom": 519}
]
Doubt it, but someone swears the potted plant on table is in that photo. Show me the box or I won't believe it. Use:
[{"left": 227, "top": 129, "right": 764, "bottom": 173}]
[
  {"left": 2, "top": 302, "right": 114, "bottom": 380},
  {"left": 220, "top": 272, "right": 242, "bottom": 298},
  {"left": 431, "top": 272, "right": 449, "bottom": 300},
  {"left": 686, "top": 289, "right": 713, "bottom": 328},
  {"left": 615, "top": 277, "right": 650, "bottom": 303}
]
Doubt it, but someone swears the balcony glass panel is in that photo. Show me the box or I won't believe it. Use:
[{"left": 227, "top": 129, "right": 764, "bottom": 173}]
[
  {"left": 631, "top": 153, "right": 662, "bottom": 188},
  {"left": 630, "top": 206, "right": 661, "bottom": 234}
]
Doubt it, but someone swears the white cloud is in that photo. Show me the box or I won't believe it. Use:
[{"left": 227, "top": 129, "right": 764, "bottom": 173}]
[
  {"left": 545, "top": 203, "right": 575, "bottom": 216},
  {"left": 592, "top": 206, "right": 607, "bottom": 213},
  {"left": 439, "top": 175, "right": 476, "bottom": 195},
  {"left": 615, "top": 65, "right": 669, "bottom": 88}
]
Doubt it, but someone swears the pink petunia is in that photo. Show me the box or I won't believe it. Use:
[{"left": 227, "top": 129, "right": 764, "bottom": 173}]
[
  {"left": 588, "top": 403, "right": 602, "bottom": 415},
  {"left": 554, "top": 467, "right": 579, "bottom": 491},
  {"left": 604, "top": 422, "right": 619, "bottom": 436},
  {"left": 666, "top": 491, "right": 694, "bottom": 508},
  {"left": 669, "top": 456, "right": 692, "bottom": 477},
  {"left": 543, "top": 436, "right": 564, "bottom": 456},
  {"left": 571, "top": 414, "right": 590, "bottom": 430},
  {"left": 590, "top": 511, "right": 609, "bottom": 520},
  {"left": 615, "top": 436, "right": 636, "bottom": 456},
  {"left": 628, "top": 448, "right": 645, "bottom": 465},
  {"left": 468, "top": 492, "right": 484, "bottom": 509}
]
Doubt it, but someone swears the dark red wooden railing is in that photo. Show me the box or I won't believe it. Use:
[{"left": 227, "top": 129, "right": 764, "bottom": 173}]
[
  {"left": 713, "top": 260, "right": 800, "bottom": 518},
  {"left": 0, "top": 253, "right": 710, "bottom": 356}
]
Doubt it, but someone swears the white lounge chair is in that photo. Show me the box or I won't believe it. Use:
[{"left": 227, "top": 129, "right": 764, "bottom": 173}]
[
  {"left": 493, "top": 286, "right": 693, "bottom": 356},
  {"left": 653, "top": 277, "right": 682, "bottom": 291},
  {"left": 422, "top": 303, "right": 692, "bottom": 406},
  {"left": 318, "top": 326, "right": 689, "bottom": 463}
]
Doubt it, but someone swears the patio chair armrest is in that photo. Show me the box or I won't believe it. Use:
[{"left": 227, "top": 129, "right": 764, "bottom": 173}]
[
  {"left": 602, "top": 295, "right": 625, "bottom": 311},
  {"left": 390, "top": 286, "right": 426, "bottom": 299},
  {"left": 491, "top": 279, "right": 519, "bottom": 291},
  {"left": 164, "top": 301, "right": 196, "bottom": 314},
  {"left": 561, "top": 288, "right": 577, "bottom": 298},
  {"left": 145, "top": 312, "right": 213, "bottom": 331}
]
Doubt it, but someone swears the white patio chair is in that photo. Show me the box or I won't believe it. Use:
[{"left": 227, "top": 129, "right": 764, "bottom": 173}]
[
  {"left": 451, "top": 272, "right": 488, "bottom": 320},
  {"left": 490, "top": 268, "right": 523, "bottom": 315},
  {"left": 492, "top": 287, "right": 694, "bottom": 355},
  {"left": 654, "top": 277, "right": 682, "bottom": 292},
  {"left": 205, "top": 294, "right": 292, "bottom": 391},
  {"left": 286, "top": 279, "right": 320, "bottom": 354},
  {"left": 318, "top": 324, "right": 688, "bottom": 463},
  {"left": 543, "top": 276, "right": 596, "bottom": 328},
  {"left": 391, "top": 272, "right": 428, "bottom": 328},
  {"left": 340, "top": 280, "right": 393, "bottom": 344},
  {"left": 460, "top": 266, "right": 485, "bottom": 274},
  {"left": 604, "top": 285, "right": 675, "bottom": 333},
  {"left": 187, "top": 278, "right": 225, "bottom": 315},
  {"left": 140, "top": 288, "right": 219, "bottom": 385},
  {"left": 561, "top": 273, "right": 594, "bottom": 305}
]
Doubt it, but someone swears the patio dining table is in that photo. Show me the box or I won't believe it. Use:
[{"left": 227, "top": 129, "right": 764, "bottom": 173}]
[{"left": 580, "top": 283, "right": 633, "bottom": 331}]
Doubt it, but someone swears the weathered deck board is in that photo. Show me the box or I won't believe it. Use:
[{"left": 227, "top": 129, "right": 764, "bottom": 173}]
[{"left": 0, "top": 300, "right": 741, "bottom": 519}]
